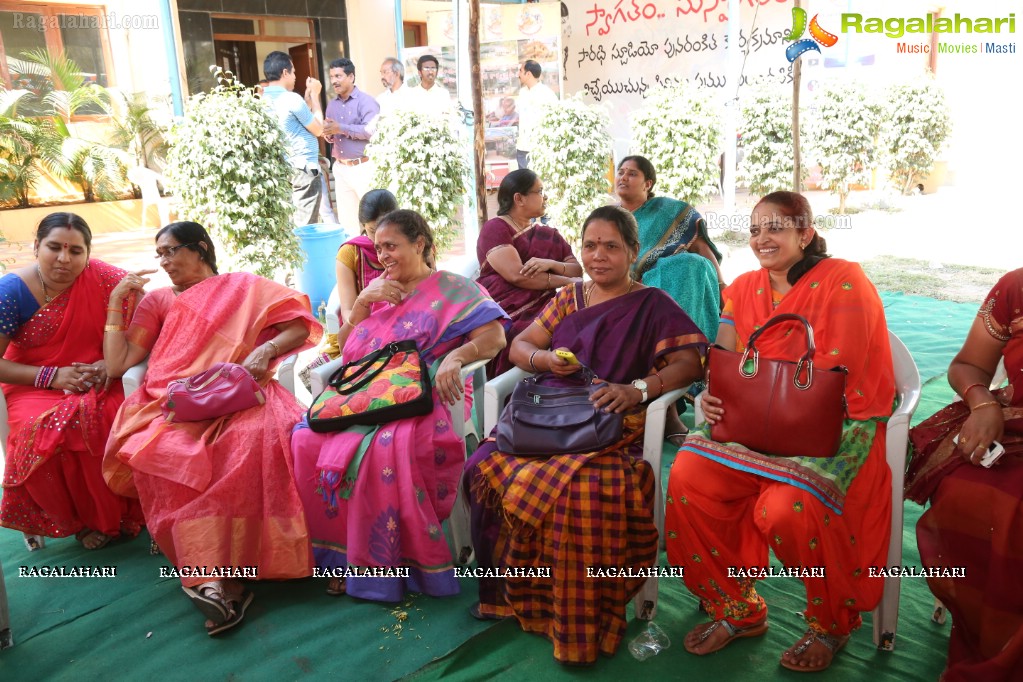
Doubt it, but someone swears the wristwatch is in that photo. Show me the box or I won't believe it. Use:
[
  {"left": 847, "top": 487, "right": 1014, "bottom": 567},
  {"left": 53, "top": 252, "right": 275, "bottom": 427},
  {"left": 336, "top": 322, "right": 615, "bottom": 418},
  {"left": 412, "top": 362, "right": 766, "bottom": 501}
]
[{"left": 631, "top": 378, "right": 649, "bottom": 402}]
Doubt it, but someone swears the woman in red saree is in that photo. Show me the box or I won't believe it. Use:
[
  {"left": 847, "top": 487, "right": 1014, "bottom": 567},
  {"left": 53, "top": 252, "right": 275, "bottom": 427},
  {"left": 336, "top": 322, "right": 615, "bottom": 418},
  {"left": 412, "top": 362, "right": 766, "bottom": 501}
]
[
  {"left": 906, "top": 267, "right": 1023, "bottom": 682},
  {"left": 0, "top": 212, "right": 143, "bottom": 550},
  {"left": 293, "top": 210, "right": 507, "bottom": 602},
  {"left": 466, "top": 206, "right": 706, "bottom": 665},
  {"left": 102, "top": 221, "right": 321, "bottom": 636},
  {"left": 476, "top": 169, "right": 581, "bottom": 377},
  {"left": 665, "top": 192, "right": 895, "bottom": 672}
]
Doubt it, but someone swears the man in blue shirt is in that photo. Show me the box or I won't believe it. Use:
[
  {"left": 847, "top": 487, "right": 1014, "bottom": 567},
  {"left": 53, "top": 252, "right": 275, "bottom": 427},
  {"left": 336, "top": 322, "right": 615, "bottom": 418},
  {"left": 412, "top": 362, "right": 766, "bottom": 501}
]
[{"left": 262, "top": 51, "right": 325, "bottom": 227}]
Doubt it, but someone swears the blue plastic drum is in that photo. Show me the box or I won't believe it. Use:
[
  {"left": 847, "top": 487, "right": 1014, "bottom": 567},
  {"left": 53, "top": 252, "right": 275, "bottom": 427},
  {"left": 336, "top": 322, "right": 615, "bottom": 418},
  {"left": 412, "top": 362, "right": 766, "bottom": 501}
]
[{"left": 293, "top": 223, "right": 351, "bottom": 313}]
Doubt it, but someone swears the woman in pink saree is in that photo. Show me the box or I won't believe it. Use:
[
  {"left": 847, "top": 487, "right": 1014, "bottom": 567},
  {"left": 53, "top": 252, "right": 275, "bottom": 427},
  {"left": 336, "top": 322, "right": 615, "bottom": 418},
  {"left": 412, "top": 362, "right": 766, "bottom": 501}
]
[
  {"left": 103, "top": 221, "right": 321, "bottom": 636},
  {"left": 292, "top": 209, "right": 507, "bottom": 602},
  {"left": 1, "top": 213, "right": 143, "bottom": 550}
]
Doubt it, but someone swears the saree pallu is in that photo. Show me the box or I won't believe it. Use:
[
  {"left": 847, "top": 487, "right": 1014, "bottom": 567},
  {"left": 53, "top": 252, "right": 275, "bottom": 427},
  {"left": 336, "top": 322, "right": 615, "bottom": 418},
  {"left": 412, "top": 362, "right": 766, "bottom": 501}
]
[
  {"left": 633, "top": 196, "right": 723, "bottom": 343},
  {"left": 666, "top": 259, "right": 896, "bottom": 637},
  {"left": 103, "top": 273, "right": 321, "bottom": 587},
  {"left": 1, "top": 260, "right": 143, "bottom": 538},
  {"left": 467, "top": 285, "right": 706, "bottom": 664},
  {"left": 477, "top": 217, "right": 575, "bottom": 377},
  {"left": 292, "top": 271, "right": 507, "bottom": 602},
  {"left": 905, "top": 267, "right": 1023, "bottom": 681}
]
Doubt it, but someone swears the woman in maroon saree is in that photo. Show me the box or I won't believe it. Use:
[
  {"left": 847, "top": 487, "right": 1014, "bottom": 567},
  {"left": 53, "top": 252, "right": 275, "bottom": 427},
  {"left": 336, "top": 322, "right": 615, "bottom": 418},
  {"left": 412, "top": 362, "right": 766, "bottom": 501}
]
[
  {"left": 476, "top": 169, "right": 581, "bottom": 376},
  {"left": 0, "top": 213, "right": 143, "bottom": 550},
  {"left": 906, "top": 267, "right": 1023, "bottom": 682},
  {"left": 465, "top": 206, "right": 706, "bottom": 665}
]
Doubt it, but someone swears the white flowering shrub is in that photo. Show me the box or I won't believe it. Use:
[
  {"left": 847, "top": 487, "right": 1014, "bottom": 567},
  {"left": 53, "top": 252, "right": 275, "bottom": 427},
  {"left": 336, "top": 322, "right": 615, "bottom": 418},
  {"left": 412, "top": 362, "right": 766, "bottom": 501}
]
[
  {"left": 529, "top": 96, "right": 612, "bottom": 244},
  {"left": 881, "top": 76, "right": 951, "bottom": 195},
  {"left": 630, "top": 84, "right": 721, "bottom": 203},
  {"left": 366, "top": 110, "right": 470, "bottom": 252},
  {"left": 807, "top": 81, "right": 882, "bottom": 213},
  {"left": 740, "top": 88, "right": 806, "bottom": 195},
  {"left": 167, "top": 66, "right": 300, "bottom": 276}
]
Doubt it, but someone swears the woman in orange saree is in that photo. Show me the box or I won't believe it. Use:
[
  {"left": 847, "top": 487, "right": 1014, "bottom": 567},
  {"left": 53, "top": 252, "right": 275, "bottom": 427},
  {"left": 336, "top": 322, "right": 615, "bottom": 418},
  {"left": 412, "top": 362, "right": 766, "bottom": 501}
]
[
  {"left": 665, "top": 192, "right": 895, "bottom": 672},
  {"left": 103, "top": 221, "right": 321, "bottom": 636},
  {"left": 0, "top": 213, "right": 143, "bottom": 550}
]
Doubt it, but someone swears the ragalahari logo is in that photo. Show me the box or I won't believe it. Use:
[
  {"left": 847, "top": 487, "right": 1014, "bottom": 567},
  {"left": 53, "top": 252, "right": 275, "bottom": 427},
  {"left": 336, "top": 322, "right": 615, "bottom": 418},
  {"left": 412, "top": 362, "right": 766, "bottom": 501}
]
[{"left": 784, "top": 7, "right": 839, "bottom": 62}]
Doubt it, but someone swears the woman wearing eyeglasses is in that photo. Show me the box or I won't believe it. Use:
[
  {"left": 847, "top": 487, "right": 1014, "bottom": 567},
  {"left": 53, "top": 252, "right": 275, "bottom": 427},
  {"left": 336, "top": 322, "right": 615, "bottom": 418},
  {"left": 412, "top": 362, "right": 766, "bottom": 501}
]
[
  {"left": 102, "top": 221, "right": 322, "bottom": 636},
  {"left": 476, "top": 169, "right": 581, "bottom": 376}
]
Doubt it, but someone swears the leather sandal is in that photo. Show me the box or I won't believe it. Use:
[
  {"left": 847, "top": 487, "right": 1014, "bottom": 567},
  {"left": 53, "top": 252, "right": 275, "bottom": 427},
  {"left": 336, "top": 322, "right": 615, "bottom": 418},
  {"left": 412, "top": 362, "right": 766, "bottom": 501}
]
[
  {"left": 684, "top": 618, "right": 769, "bottom": 655},
  {"left": 182, "top": 582, "right": 254, "bottom": 636},
  {"left": 780, "top": 629, "right": 849, "bottom": 672}
]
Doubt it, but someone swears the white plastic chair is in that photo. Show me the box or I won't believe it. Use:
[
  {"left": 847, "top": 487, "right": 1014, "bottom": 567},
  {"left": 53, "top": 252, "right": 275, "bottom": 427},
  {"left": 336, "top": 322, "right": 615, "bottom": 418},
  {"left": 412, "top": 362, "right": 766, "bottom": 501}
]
[
  {"left": 310, "top": 352, "right": 488, "bottom": 566},
  {"left": 127, "top": 166, "right": 175, "bottom": 229},
  {"left": 482, "top": 367, "right": 686, "bottom": 620},
  {"left": 693, "top": 329, "right": 921, "bottom": 650}
]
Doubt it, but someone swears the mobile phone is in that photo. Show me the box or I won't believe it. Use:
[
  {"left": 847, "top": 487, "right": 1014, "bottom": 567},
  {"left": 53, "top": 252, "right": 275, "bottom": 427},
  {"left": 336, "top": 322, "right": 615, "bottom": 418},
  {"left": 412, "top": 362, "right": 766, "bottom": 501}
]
[
  {"left": 953, "top": 434, "right": 1005, "bottom": 467},
  {"left": 554, "top": 349, "right": 579, "bottom": 365}
]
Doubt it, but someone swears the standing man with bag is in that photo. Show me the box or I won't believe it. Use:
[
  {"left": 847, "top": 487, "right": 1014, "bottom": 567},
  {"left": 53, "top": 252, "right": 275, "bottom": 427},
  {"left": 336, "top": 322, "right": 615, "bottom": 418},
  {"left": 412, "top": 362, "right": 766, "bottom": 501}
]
[
  {"left": 262, "top": 51, "right": 325, "bottom": 227},
  {"left": 324, "top": 58, "right": 380, "bottom": 230}
]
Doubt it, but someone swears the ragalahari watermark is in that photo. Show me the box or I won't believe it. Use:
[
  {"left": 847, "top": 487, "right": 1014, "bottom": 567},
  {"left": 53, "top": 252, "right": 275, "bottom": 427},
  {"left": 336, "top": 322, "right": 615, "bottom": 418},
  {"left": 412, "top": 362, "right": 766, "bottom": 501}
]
[{"left": 13, "top": 12, "right": 159, "bottom": 32}]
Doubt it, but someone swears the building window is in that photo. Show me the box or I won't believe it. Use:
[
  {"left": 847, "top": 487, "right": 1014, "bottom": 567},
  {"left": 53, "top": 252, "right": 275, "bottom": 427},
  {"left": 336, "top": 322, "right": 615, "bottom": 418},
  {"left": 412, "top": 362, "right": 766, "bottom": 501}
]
[{"left": 0, "top": 2, "right": 115, "bottom": 95}]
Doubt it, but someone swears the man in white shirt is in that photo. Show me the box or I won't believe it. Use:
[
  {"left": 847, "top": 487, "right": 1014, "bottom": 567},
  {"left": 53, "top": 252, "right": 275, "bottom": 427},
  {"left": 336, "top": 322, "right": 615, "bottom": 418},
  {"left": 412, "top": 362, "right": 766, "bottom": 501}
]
[
  {"left": 515, "top": 59, "right": 559, "bottom": 170},
  {"left": 407, "top": 54, "right": 453, "bottom": 119},
  {"left": 376, "top": 57, "right": 409, "bottom": 119}
]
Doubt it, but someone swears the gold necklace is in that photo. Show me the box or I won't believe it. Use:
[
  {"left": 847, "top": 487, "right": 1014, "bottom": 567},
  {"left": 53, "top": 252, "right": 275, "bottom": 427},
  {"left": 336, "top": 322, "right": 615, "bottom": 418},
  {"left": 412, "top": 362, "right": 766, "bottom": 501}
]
[
  {"left": 585, "top": 278, "right": 634, "bottom": 307},
  {"left": 36, "top": 265, "right": 69, "bottom": 303}
]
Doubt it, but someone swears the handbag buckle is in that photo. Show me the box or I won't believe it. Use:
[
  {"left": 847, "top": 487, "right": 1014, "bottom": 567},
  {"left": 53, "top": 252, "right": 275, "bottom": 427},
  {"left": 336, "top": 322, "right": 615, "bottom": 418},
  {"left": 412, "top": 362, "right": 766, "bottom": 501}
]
[
  {"left": 793, "top": 359, "right": 813, "bottom": 390},
  {"left": 739, "top": 348, "right": 758, "bottom": 378},
  {"left": 533, "top": 394, "right": 541, "bottom": 405}
]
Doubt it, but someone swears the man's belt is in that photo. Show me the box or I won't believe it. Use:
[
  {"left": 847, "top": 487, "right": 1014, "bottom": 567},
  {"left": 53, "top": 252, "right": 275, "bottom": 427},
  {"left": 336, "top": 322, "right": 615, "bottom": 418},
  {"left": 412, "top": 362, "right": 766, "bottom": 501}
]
[{"left": 335, "top": 156, "right": 370, "bottom": 167}]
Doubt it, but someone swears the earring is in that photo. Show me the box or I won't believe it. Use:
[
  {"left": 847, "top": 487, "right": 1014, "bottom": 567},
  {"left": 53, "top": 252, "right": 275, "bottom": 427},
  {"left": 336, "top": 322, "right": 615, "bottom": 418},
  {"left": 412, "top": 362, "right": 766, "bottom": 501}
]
[{"left": 799, "top": 242, "right": 806, "bottom": 250}]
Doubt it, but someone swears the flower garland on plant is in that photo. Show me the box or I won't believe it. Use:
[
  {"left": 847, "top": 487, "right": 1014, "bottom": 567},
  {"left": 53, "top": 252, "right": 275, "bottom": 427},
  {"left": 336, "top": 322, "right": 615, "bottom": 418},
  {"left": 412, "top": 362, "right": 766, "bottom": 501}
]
[
  {"left": 366, "top": 110, "right": 470, "bottom": 253},
  {"left": 166, "top": 66, "right": 300, "bottom": 277},
  {"left": 528, "top": 96, "right": 612, "bottom": 244}
]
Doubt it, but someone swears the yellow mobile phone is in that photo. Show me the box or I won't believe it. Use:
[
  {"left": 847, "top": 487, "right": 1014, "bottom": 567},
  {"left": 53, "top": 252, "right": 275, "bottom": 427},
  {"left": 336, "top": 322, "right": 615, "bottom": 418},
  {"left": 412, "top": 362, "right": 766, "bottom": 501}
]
[{"left": 554, "top": 349, "right": 579, "bottom": 364}]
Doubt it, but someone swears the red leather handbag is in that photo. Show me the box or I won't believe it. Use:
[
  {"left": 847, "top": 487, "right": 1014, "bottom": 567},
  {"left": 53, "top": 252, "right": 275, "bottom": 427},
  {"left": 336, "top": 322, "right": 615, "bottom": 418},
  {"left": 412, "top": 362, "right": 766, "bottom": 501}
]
[
  {"left": 163, "top": 362, "right": 265, "bottom": 422},
  {"left": 708, "top": 313, "right": 848, "bottom": 458}
]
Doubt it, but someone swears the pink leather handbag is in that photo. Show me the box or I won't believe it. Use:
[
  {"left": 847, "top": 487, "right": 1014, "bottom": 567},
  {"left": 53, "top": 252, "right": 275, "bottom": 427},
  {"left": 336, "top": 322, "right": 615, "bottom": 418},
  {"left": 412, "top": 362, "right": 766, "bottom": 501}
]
[{"left": 162, "top": 362, "right": 265, "bottom": 422}]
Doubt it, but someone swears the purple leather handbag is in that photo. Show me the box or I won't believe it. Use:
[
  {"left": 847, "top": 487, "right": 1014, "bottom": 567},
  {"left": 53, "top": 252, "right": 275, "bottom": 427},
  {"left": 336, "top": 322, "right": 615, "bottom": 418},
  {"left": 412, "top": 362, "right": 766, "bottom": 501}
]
[
  {"left": 162, "top": 362, "right": 266, "bottom": 422},
  {"left": 496, "top": 367, "right": 624, "bottom": 456}
]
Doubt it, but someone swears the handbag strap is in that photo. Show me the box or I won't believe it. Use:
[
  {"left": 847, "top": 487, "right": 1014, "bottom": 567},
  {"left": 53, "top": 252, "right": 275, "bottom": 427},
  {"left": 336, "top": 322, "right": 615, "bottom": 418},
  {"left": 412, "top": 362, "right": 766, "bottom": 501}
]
[
  {"left": 329, "top": 339, "right": 421, "bottom": 395},
  {"left": 525, "top": 364, "right": 597, "bottom": 387},
  {"left": 747, "top": 313, "right": 816, "bottom": 362}
]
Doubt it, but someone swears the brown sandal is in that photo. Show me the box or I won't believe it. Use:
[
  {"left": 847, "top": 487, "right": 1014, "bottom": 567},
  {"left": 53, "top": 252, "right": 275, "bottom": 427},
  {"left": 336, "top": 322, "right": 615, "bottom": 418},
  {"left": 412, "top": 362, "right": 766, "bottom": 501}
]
[
  {"left": 684, "top": 618, "right": 769, "bottom": 655},
  {"left": 76, "top": 529, "right": 113, "bottom": 550},
  {"left": 780, "top": 629, "right": 849, "bottom": 672}
]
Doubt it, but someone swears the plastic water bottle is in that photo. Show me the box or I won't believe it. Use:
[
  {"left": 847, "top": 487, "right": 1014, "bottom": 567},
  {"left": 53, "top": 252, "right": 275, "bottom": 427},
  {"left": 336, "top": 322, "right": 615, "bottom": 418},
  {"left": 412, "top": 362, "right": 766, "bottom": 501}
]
[{"left": 628, "top": 621, "right": 671, "bottom": 661}]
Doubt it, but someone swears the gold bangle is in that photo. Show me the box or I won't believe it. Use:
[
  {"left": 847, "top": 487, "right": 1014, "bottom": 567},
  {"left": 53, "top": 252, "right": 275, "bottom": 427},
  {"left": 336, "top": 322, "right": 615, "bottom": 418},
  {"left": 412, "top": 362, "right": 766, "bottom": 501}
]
[
  {"left": 104, "top": 324, "right": 126, "bottom": 332},
  {"left": 959, "top": 382, "right": 988, "bottom": 400},
  {"left": 467, "top": 340, "right": 480, "bottom": 359},
  {"left": 266, "top": 339, "right": 281, "bottom": 357},
  {"left": 546, "top": 272, "right": 552, "bottom": 289},
  {"left": 970, "top": 400, "right": 1001, "bottom": 412}
]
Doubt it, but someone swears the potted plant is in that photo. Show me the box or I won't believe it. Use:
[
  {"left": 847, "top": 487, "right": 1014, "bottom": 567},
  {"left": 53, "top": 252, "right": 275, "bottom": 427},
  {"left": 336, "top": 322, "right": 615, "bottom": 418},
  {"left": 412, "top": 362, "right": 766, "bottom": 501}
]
[
  {"left": 367, "top": 110, "right": 470, "bottom": 252},
  {"left": 166, "top": 66, "right": 301, "bottom": 277},
  {"left": 529, "top": 96, "right": 612, "bottom": 244}
]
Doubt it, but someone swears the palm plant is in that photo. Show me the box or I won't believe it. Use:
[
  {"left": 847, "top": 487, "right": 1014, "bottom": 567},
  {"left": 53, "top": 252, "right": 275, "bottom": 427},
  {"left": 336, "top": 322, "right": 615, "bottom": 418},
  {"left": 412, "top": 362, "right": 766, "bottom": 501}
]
[
  {"left": 110, "top": 90, "right": 169, "bottom": 170},
  {"left": 15, "top": 49, "right": 130, "bottom": 202},
  {"left": 0, "top": 88, "right": 56, "bottom": 207}
]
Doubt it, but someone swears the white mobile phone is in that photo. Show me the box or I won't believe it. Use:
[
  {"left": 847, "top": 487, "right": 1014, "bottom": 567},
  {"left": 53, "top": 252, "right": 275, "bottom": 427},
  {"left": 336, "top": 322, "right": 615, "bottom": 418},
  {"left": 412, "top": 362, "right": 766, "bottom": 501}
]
[{"left": 953, "top": 434, "right": 1005, "bottom": 467}]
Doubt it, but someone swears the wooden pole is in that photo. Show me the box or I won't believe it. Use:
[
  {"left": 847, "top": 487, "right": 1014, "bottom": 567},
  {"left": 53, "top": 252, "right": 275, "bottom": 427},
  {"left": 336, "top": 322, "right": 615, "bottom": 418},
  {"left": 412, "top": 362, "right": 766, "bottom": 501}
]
[
  {"left": 469, "top": 0, "right": 487, "bottom": 227},
  {"left": 791, "top": 0, "right": 802, "bottom": 191}
]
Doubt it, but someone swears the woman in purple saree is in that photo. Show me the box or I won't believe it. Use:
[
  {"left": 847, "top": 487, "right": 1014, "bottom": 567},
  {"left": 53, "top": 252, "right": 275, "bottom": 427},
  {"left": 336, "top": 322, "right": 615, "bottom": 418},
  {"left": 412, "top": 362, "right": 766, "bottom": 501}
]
[
  {"left": 293, "top": 210, "right": 507, "bottom": 602},
  {"left": 465, "top": 206, "right": 706, "bottom": 665},
  {"left": 476, "top": 169, "right": 581, "bottom": 376}
]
